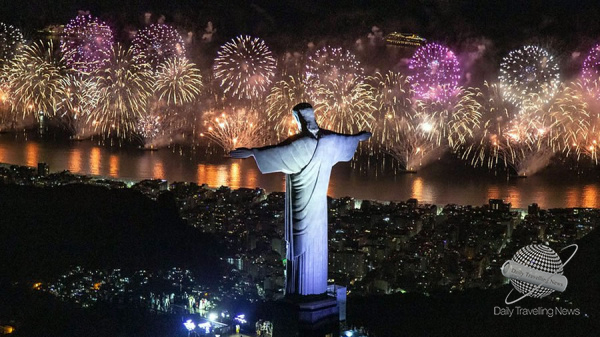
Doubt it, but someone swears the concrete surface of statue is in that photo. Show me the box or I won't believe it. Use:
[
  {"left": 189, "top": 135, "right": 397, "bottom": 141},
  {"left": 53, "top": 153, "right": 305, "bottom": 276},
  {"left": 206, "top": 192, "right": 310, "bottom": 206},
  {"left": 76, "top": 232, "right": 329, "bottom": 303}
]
[{"left": 230, "top": 102, "right": 371, "bottom": 295}]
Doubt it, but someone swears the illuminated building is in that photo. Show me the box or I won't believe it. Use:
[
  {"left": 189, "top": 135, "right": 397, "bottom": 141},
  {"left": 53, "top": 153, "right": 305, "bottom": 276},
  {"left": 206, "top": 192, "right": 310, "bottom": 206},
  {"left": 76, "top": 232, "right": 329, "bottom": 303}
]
[
  {"left": 37, "top": 25, "right": 64, "bottom": 41},
  {"left": 385, "top": 32, "right": 426, "bottom": 47}
]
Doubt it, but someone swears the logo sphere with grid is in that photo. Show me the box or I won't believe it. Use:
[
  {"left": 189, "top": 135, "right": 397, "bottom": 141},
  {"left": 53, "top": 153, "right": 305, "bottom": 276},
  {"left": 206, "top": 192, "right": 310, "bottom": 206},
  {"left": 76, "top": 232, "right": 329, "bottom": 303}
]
[{"left": 510, "top": 244, "right": 564, "bottom": 298}]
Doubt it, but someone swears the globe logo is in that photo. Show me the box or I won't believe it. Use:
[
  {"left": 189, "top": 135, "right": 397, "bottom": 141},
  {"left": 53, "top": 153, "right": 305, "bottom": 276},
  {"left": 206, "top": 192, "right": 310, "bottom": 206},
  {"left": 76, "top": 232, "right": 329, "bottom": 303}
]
[{"left": 501, "top": 244, "right": 578, "bottom": 305}]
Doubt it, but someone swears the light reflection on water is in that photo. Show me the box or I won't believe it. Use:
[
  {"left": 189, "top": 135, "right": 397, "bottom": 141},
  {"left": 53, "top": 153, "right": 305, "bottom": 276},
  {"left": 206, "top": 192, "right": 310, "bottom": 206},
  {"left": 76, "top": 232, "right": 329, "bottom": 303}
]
[
  {"left": 90, "top": 147, "right": 101, "bottom": 176},
  {"left": 109, "top": 155, "right": 119, "bottom": 178},
  {"left": 2, "top": 135, "right": 600, "bottom": 209},
  {"left": 69, "top": 149, "right": 82, "bottom": 173},
  {"left": 25, "top": 142, "right": 38, "bottom": 167}
]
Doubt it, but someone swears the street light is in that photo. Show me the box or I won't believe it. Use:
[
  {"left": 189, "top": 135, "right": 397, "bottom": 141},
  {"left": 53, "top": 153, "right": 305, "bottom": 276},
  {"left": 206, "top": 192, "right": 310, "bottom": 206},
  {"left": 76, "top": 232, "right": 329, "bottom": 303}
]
[{"left": 183, "top": 319, "right": 196, "bottom": 337}]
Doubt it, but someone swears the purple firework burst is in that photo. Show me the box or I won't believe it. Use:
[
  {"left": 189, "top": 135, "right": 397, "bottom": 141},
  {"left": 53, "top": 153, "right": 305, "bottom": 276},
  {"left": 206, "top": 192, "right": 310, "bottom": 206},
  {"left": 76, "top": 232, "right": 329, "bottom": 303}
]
[
  {"left": 60, "top": 14, "right": 114, "bottom": 72},
  {"left": 409, "top": 43, "right": 461, "bottom": 102},
  {"left": 582, "top": 44, "right": 600, "bottom": 98},
  {"left": 131, "top": 23, "right": 185, "bottom": 70}
]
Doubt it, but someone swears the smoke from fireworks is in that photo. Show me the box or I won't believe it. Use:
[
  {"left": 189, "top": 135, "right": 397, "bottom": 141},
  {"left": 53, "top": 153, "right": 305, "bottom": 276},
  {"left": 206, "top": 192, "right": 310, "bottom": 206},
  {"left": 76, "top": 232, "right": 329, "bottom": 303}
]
[
  {"left": 408, "top": 43, "right": 461, "bottom": 102},
  {"left": 213, "top": 35, "right": 277, "bottom": 100},
  {"left": 131, "top": 23, "right": 185, "bottom": 70},
  {"left": 60, "top": 14, "right": 114, "bottom": 72},
  {"left": 154, "top": 57, "right": 203, "bottom": 105},
  {"left": 0, "top": 22, "right": 24, "bottom": 66},
  {"left": 200, "top": 107, "right": 268, "bottom": 153},
  {"left": 91, "top": 44, "right": 153, "bottom": 138},
  {"left": 3, "top": 41, "right": 66, "bottom": 120},
  {"left": 499, "top": 45, "right": 560, "bottom": 107}
]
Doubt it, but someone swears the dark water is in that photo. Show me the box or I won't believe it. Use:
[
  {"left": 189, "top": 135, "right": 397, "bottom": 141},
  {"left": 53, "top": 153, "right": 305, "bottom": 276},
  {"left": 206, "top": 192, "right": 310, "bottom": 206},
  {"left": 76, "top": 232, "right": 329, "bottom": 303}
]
[{"left": 1, "top": 133, "right": 600, "bottom": 209}]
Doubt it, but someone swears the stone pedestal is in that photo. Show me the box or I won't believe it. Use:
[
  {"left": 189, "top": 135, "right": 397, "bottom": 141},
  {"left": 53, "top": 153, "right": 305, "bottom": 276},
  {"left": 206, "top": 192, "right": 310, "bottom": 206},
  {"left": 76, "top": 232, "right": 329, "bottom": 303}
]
[
  {"left": 296, "top": 297, "right": 339, "bottom": 325},
  {"left": 272, "top": 295, "right": 340, "bottom": 337}
]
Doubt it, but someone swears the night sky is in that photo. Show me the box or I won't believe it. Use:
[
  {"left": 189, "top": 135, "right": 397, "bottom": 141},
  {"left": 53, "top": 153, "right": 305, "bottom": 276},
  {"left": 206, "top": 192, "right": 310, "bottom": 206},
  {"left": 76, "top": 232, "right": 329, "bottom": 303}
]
[{"left": 3, "top": 0, "right": 600, "bottom": 45}]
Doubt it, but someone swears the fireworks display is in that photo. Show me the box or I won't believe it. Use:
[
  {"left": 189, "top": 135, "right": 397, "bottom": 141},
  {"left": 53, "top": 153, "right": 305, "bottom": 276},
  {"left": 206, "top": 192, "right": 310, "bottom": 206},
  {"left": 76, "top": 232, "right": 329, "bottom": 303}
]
[
  {"left": 266, "top": 75, "right": 310, "bottom": 140},
  {"left": 456, "top": 82, "right": 514, "bottom": 169},
  {"left": 411, "top": 89, "right": 473, "bottom": 148},
  {"left": 0, "top": 77, "right": 12, "bottom": 129},
  {"left": 136, "top": 105, "right": 191, "bottom": 149},
  {"left": 301, "top": 46, "right": 373, "bottom": 134},
  {"left": 499, "top": 45, "right": 560, "bottom": 107},
  {"left": 368, "top": 71, "right": 447, "bottom": 171},
  {"left": 200, "top": 107, "right": 267, "bottom": 153},
  {"left": 581, "top": 44, "right": 600, "bottom": 99},
  {"left": 368, "top": 71, "right": 415, "bottom": 146},
  {"left": 131, "top": 23, "right": 185, "bottom": 70},
  {"left": 456, "top": 82, "right": 556, "bottom": 175},
  {"left": 304, "top": 46, "right": 364, "bottom": 85},
  {"left": 3, "top": 41, "right": 66, "bottom": 119},
  {"left": 154, "top": 57, "right": 203, "bottom": 105},
  {"left": 57, "top": 74, "right": 101, "bottom": 138},
  {"left": 60, "top": 14, "right": 114, "bottom": 72},
  {"left": 91, "top": 44, "right": 153, "bottom": 138},
  {"left": 408, "top": 43, "right": 461, "bottom": 102},
  {"left": 546, "top": 82, "right": 593, "bottom": 160},
  {"left": 447, "top": 88, "right": 482, "bottom": 149},
  {"left": 0, "top": 22, "right": 24, "bottom": 65},
  {"left": 3, "top": 12, "right": 600, "bottom": 178},
  {"left": 213, "top": 35, "right": 277, "bottom": 100},
  {"left": 312, "top": 76, "right": 376, "bottom": 134},
  {"left": 136, "top": 113, "right": 161, "bottom": 144},
  {"left": 502, "top": 114, "right": 555, "bottom": 176},
  {"left": 385, "top": 117, "right": 445, "bottom": 171}
]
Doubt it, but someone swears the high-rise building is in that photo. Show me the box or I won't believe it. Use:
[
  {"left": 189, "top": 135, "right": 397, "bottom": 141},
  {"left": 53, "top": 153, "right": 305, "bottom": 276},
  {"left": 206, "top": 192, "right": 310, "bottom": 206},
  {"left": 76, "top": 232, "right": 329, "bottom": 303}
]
[
  {"left": 489, "top": 199, "right": 510, "bottom": 211},
  {"left": 528, "top": 203, "right": 540, "bottom": 216},
  {"left": 37, "top": 162, "right": 49, "bottom": 176}
]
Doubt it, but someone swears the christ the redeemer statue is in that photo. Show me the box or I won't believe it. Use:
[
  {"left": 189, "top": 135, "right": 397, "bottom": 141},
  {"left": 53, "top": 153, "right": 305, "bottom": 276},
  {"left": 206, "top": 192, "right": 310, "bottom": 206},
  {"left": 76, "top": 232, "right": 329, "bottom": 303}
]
[{"left": 230, "top": 103, "right": 371, "bottom": 296}]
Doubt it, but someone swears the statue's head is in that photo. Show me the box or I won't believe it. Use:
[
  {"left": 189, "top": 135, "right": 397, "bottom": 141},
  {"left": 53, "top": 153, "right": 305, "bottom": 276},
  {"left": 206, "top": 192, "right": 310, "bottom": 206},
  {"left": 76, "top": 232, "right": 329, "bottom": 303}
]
[{"left": 292, "top": 102, "right": 319, "bottom": 137}]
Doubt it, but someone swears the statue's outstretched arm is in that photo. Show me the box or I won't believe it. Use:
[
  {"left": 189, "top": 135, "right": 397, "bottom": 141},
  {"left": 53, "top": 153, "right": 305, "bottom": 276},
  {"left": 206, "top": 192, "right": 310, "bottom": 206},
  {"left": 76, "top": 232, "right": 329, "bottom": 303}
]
[
  {"left": 355, "top": 131, "right": 372, "bottom": 141},
  {"left": 230, "top": 136, "right": 313, "bottom": 174},
  {"left": 330, "top": 131, "right": 372, "bottom": 163},
  {"left": 230, "top": 148, "right": 253, "bottom": 159},
  {"left": 229, "top": 135, "right": 299, "bottom": 159}
]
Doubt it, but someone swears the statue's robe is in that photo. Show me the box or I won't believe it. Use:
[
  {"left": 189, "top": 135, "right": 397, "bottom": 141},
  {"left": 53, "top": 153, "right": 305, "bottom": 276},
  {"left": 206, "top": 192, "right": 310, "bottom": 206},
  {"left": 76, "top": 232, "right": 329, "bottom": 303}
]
[{"left": 252, "top": 130, "right": 362, "bottom": 295}]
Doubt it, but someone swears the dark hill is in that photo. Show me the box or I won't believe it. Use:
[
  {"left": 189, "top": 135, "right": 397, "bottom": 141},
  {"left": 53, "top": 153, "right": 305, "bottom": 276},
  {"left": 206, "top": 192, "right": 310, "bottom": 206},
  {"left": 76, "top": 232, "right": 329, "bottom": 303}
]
[
  {"left": 563, "top": 226, "right": 600, "bottom": 321},
  {"left": 0, "top": 184, "right": 223, "bottom": 282}
]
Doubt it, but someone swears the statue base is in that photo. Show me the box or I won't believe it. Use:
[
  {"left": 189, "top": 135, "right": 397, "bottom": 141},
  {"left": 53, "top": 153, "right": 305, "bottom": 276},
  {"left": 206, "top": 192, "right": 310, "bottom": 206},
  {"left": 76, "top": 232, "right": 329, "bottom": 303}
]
[{"left": 272, "top": 294, "right": 340, "bottom": 337}]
